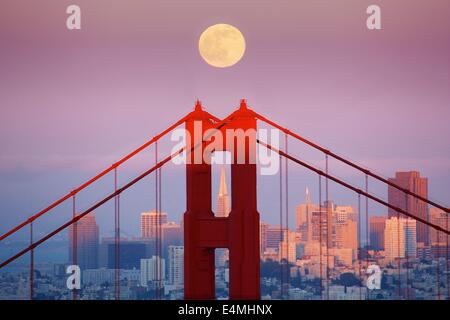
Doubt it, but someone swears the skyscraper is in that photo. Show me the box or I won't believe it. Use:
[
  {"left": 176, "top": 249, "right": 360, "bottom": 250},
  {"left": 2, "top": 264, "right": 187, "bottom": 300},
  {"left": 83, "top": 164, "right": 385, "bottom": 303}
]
[
  {"left": 140, "top": 211, "right": 168, "bottom": 239},
  {"left": 295, "top": 187, "right": 318, "bottom": 242},
  {"left": 216, "top": 166, "right": 230, "bottom": 217},
  {"left": 140, "top": 256, "right": 165, "bottom": 287},
  {"left": 384, "top": 217, "right": 417, "bottom": 262},
  {"left": 370, "top": 216, "right": 386, "bottom": 250},
  {"left": 429, "top": 207, "right": 447, "bottom": 245},
  {"left": 384, "top": 217, "right": 405, "bottom": 262},
  {"left": 215, "top": 166, "right": 230, "bottom": 267},
  {"left": 404, "top": 218, "right": 417, "bottom": 259},
  {"left": 162, "top": 222, "right": 183, "bottom": 260},
  {"left": 388, "top": 171, "right": 428, "bottom": 244},
  {"left": 334, "top": 220, "right": 358, "bottom": 259},
  {"left": 259, "top": 221, "right": 268, "bottom": 256},
  {"left": 69, "top": 212, "right": 99, "bottom": 270},
  {"left": 168, "top": 246, "right": 184, "bottom": 286}
]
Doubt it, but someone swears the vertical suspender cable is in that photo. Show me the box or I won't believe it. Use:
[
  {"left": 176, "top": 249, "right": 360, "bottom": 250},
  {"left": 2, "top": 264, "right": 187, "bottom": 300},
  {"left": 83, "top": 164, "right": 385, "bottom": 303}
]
[
  {"left": 284, "top": 134, "right": 289, "bottom": 300},
  {"left": 446, "top": 211, "right": 449, "bottom": 300},
  {"left": 279, "top": 149, "right": 283, "bottom": 298},
  {"left": 155, "top": 141, "right": 159, "bottom": 299},
  {"left": 72, "top": 195, "right": 77, "bottom": 300},
  {"left": 365, "top": 175, "right": 369, "bottom": 268},
  {"left": 404, "top": 193, "right": 409, "bottom": 300},
  {"left": 357, "top": 193, "right": 362, "bottom": 300},
  {"left": 436, "top": 224, "right": 441, "bottom": 300},
  {"left": 159, "top": 158, "right": 162, "bottom": 298},
  {"left": 318, "top": 175, "right": 322, "bottom": 300},
  {"left": 114, "top": 168, "right": 120, "bottom": 300},
  {"left": 325, "top": 154, "right": 329, "bottom": 300},
  {"left": 29, "top": 219, "right": 34, "bottom": 300},
  {"left": 397, "top": 208, "right": 401, "bottom": 299}
]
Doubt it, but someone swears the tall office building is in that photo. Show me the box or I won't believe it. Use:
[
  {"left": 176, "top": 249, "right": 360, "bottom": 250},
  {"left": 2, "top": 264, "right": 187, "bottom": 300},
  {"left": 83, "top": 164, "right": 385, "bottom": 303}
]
[
  {"left": 278, "top": 231, "right": 296, "bottom": 263},
  {"left": 370, "top": 216, "right": 386, "bottom": 250},
  {"left": 140, "top": 211, "right": 168, "bottom": 239},
  {"left": 429, "top": 207, "right": 447, "bottom": 245},
  {"left": 168, "top": 246, "right": 184, "bottom": 286},
  {"left": 388, "top": 171, "right": 428, "bottom": 244},
  {"left": 99, "top": 237, "right": 155, "bottom": 268},
  {"left": 161, "top": 222, "right": 183, "bottom": 259},
  {"left": 295, "top": 188, "right": 318, "bottom": 242},
  {"left": 260, "top": 221, "right": 268, "bottom": 256},
  {"left": 216, "top": 167, "right": 230, "bottom": 266},
  {"left": 384, "top": 217, "right": 417, "bottom": 262},
  {"left": 334, "top": 220, "right": 358, "bottom": 259},
  {"left": 404, "top": 218, "right": 417, "bottom": 259},
  {"left": 335, "top": 205, "right": 356, "bottom": 223},
  {"left": 69, "top": 212, "right": 99, "bottom": 270},
  {"left": 216, "top": 166, "right": 230, "bottom": 217},
  {"left": 140, "top": 256, "right": 165, "bottom": 287},
  {"left": 384, "top": 217, "right": 405, "bottom": 262},
  {"left": 265, "top": 225, "right": 285, "bottom": 250}
]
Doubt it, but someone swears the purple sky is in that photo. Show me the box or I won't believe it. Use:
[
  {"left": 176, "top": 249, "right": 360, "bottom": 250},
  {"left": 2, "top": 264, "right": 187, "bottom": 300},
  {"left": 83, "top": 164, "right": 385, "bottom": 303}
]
[{"left": 0, "top": 0, "right": 449, "bottom": 239}]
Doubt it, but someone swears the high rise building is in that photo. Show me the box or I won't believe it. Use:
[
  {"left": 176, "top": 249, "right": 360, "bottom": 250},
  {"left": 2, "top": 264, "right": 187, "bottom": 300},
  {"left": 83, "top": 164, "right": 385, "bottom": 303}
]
[
  {"left": 140, "top": 211, "right": 168, "bottom": 239},
  {"left": 370, "top": 216, "right": 386, "bottom": 250},
  {"left": 384, "top": 217, "right": 405, "bottom": 262},
  {"left": 295, "top": 188, "right": 318, "bottom": 242},
  {"left": 168, "top": 246, "right": 184, "bottom": 286},
  {"left": 278, "top": 231, "right": 296, "bottom": 263},
  {"left": 404, "top": 218, "right": 417, "bottom": 259},
  {"left": 140, "top": 256, "right": 165, "bottom": 287},
  {"left": 334, "top": 220, "right": 358, "bottom": 259},
  {"left": 310, "top": 208, "right": 328, "bottom": 244},
  {"left": 265, "top": 225, "right": 285, "bottom": 251},
  {"left": 162, "top": 222, "right": 183, "bottom": 260},
  {"left": 388, "top": 171, "right": 428, "bottom": 244},
  {"left": 429, "top": 207, "right": 448, "bottom": 245},
  {"left": 216, "top": 166, "right": 230, "bottom": 217},
  {"left": 259, "top": 221, "right": 268, "bottom": 256},
  {"left": 335, "top": 205, "right": 356, "bottom": 223},
  {"left": 384, "top": 217, "right": 417, "bottom": 262},
  {"left": 99, "top": 237, "right": 154, "bottom": 268},
  {"left": 69, "top": 212, "right": 99, "bottom": 270},
  {"left": 216, "top": 167, "right": 230, "bottom": 266}
]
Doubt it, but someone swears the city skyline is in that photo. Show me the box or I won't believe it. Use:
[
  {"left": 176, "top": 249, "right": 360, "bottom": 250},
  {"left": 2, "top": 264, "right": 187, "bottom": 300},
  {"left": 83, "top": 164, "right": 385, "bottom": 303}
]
[
  {"left": 0, "top": 0, "right": 448, "bottom": 303},
  {"left": 1, "top": 1, "right": 450, "bottom": 236}
]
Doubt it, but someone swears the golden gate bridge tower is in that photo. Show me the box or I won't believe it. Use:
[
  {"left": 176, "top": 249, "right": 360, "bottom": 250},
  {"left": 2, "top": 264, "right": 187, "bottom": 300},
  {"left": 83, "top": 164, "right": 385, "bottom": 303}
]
[
  {"left": 184, "top": 100, "right": 260, "bottom": 299},
  {"left": 0, "top": 99, "right": 448, "bottom": 300}
]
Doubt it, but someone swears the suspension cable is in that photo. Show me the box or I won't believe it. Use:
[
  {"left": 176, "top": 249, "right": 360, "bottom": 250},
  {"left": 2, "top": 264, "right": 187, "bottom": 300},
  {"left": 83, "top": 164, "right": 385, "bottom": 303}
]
[
  {"left": 0, "top": 113, "right": 236, "bottom": 270},
  {"left": 437, "top": 225, "right": 441, "bottom": 300},
  {"left": 397, "top": 207, "right": 401, "bottom": 299},
  {"left": 365, "top": 174, "right": 369, "bottom": 288},
  {"left": 0, "top": 115, "right": 194, "bottom": 243},
  {"left": 404, "top": 193, "right": 409, "bottom": 300},
  {"left": 155, "top": 141, "right": 160, "bottom": 300},
  {"left": 279, "top": 147, "right": 283, "bottom": 298},
  {"left": 318, "top": 175, "right": 323, "bottom": 300},
  {"left": 29, "top": 219, "right": 34, "bottom": 300},
  {"left": 253, "top": 111, "right": 449, "bottom": 213},
  {"left": 114, "top": 168, "right": 120, "bottom": 300},
  {"left": 256, "top": 140, "right": 449, "bottom": 235},
  {"left": 325, "top": 154, "right": 330, "bottom": 300},
  {"left": 285, "top": 133, "right": 289, "bottom": 300},
  {"left": 72, "top": 195, "right": 77, "bottom": 300},
  {"left": 358, "top": 193, "right": 362, "bottom": 300}
]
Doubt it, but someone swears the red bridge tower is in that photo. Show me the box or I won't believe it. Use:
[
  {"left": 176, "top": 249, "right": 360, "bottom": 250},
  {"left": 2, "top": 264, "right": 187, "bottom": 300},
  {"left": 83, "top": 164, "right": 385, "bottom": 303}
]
[{"left": 184, "top": 99, "right": 260, "bottom": 299}]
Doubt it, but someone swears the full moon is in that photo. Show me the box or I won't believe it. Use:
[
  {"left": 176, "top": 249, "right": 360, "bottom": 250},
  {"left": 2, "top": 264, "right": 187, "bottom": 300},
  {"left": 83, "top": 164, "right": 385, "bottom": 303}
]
[{"left": 198, "top": 24, "right": 246, "bottom": 68}]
